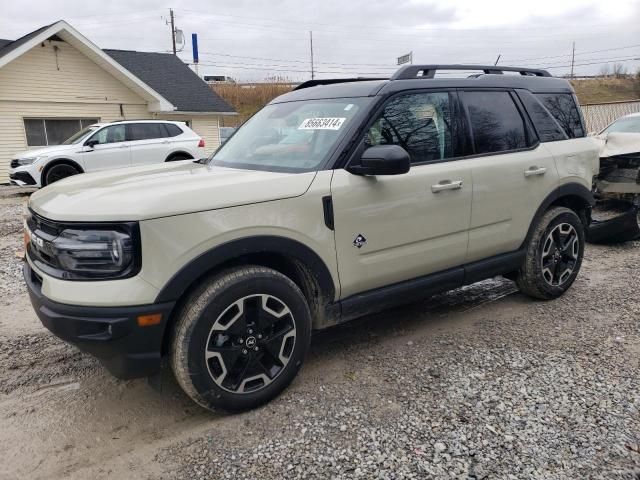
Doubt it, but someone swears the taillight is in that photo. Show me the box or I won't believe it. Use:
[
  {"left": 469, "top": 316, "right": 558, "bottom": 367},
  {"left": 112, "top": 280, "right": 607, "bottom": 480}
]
[{"left": 198, "top": 139, "right": 205, "bottom": 148}]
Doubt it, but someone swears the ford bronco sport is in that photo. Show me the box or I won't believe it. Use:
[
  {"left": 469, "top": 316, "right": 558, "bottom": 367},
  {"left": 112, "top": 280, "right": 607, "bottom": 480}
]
[{"left": 23, "top": 65, "right": 599, "bottom": 412}]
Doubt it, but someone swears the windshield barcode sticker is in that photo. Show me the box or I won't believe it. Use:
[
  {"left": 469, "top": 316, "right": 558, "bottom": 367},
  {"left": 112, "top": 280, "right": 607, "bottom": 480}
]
[{"left": 298, "top": 117, "right": 346, "bottom": 130}]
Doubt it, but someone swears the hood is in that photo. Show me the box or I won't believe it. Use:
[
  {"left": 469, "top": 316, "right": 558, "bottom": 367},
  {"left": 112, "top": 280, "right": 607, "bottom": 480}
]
[
  {"left": 593, "top": 132, "right": 640, "bottom": 158},
  {"left": 15, "top": 145, "right": 76, "bottom": 159},
  {"left": 29, "top": 162, "right": 317, "bottom": 222}
]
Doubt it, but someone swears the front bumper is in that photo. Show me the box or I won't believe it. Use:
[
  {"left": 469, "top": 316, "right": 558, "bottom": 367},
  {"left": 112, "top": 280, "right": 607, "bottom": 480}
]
[
  {"left": 9, "top": 171, "right": 37, "bottom": 186},
  {"left": 24, "top": 262, "right": 175, "bottom": 379}
]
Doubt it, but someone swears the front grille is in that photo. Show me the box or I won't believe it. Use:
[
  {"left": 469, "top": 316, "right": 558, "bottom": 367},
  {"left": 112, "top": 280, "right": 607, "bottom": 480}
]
[{"left": 10, "top": 159, "right": 20, "bottom": 168}]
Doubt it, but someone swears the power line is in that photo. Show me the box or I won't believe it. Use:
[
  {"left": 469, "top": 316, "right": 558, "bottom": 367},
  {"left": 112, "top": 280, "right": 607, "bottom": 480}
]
[{"left": 502, "top": 43, "right": 640, "bottom": 63}]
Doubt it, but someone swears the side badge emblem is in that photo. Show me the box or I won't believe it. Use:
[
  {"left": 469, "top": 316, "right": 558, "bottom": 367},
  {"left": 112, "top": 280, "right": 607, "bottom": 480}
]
[{"left": 353, "top": 234, "right": 367, "bottom": 249}]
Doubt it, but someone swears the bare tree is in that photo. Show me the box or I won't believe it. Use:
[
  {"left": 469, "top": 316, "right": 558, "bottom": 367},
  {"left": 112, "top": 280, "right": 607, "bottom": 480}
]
[
  {"left": 612, "top": 62, "right": 627, "bottom": 78},
  {"left": 599, "top": 64, "right": 611, "bottom": 77}
]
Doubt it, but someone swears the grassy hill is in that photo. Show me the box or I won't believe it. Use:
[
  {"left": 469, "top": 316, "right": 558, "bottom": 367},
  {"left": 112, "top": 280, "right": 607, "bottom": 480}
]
[{"left": 571, "top": 77, "right": 640, "bottom": 104}]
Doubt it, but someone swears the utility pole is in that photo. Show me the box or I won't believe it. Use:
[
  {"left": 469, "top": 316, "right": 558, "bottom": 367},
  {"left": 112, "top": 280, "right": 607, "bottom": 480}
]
[
  {"left": 570, "top": 41, "right": 575, "bottom": 78},
  {"left": 170, "top": 8, "right": 177, "bottom": 55},
  {"left": 309, "top": 31, "right": 315, "bottom": 80}
]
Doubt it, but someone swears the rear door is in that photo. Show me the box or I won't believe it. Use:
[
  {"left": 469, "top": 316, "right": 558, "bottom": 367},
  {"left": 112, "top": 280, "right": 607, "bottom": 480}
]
[
  {"left": 128, "top": 123, "right": 170, "bottom": 166},
  {"left": 331, "top": 90, "right": 473, "bottom": 299},
  {"left": 460, "top": 90, "right": 560, "bottom": 262},
  {"left": 80, "top": 124, "right": 131, "bottom": 172}
]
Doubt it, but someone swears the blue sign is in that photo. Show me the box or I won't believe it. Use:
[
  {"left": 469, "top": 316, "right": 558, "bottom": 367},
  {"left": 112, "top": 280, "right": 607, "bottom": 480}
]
[{"left": 192, "top": 33, "right": 199, "bottom": 64}]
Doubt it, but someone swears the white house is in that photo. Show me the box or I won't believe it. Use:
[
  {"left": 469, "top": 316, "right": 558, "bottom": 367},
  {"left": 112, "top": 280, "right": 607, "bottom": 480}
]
[{"left": 0, "top": 20, "right": 236, "bottom": 183}]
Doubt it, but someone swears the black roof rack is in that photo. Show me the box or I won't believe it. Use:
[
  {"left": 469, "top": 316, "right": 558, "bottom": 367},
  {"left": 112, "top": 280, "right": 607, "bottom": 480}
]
[
  {"left": 391, "top": 64, "right": 552, "bottom": 80},
  {"left": 294, "top": 77, "right": 387, "bottom": 90}
]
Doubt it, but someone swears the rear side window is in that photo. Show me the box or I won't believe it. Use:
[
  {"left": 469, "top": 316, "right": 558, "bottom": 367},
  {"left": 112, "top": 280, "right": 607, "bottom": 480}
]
[
  {"left": 517, "top": 91, "right": 567, "bottom": 142},
  {"left": 464, "top": 91, "right": 528, "bottom": 154},
  {"left": 128, "top": 123, "right": 167, "bottom": 141},
  {"left": 535, "top": 93, "right": 584, "bottom": 138},
  {"left": 164, "top": 124, "right": 183, "bottom": 137},
  {"left": 365, "top": 91, "right": 454, "bottom": 163}
]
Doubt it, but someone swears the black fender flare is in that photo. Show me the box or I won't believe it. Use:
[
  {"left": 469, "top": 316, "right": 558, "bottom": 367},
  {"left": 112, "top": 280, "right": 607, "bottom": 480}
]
[
  {"left": 154, "top": 236, "right": 336, "bottom": 304},
  {"left": 165, "top": 151, "right": 194, "bottom": 162},
  {"left": 521, "top": 182, "right": 594, "bottom": 248},
  {"left": 42, "top": 158, "right": 84, "bottom": 182}
]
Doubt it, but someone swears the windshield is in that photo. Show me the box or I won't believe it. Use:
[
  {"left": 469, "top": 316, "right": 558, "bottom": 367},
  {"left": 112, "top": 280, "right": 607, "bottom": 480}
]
[
  {"left": 62, "top": 126, "right": 98, "bottom": 145},
  {"left": 602, "top": 116, "right": 640, "bottom": 134},
  {"left": 209, "top": 98, "right": 369, "bottom": 172}
]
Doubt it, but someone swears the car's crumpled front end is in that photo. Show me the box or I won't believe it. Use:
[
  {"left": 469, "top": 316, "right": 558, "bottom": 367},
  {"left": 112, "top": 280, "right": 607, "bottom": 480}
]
[{"left": 588, "top": 132, "right": 640, "bottom": 243}]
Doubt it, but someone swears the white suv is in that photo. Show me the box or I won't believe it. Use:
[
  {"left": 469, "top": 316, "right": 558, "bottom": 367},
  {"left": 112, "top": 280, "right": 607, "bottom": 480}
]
[{"left": 9, "top": 120, "right": 205, "bottom": 187}]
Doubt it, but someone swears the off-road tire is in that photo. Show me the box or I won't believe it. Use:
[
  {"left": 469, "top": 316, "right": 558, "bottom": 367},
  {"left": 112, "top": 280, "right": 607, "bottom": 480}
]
[
  {"left": 171, "top": 266, "right": 311, "bottom": 412},
  {"left": 516, "top": 207, "right": 585, "bottom": 300}
]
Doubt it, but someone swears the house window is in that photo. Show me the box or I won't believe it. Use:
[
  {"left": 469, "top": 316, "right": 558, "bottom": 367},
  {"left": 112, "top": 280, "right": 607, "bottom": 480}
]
[{"left": 24, "top": 118, "right": 99, "bottom": 146}]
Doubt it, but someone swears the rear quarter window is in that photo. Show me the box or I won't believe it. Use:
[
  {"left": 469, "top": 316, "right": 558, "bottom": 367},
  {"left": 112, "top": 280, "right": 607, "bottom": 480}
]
[
  {"left": 164, "top": 124, "right": 184, "bottom": 137},
  {"left": 517, "top": 91, "right": 567, "bottom": 142},
  {"left": 535, "top": 93, "right": 585, "bottom": 138}
]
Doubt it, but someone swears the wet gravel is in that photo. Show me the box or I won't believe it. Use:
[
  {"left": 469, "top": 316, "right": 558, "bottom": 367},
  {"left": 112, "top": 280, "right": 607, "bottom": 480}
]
[
  {"left": 0, "top": 186, "right": 638, "bottom": 479},
  {"left": 157, "top": 242, "right": 640, "bottom": 479}
]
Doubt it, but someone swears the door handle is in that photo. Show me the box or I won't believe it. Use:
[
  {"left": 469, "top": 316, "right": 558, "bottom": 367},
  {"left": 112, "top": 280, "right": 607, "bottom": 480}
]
[
  {"left": 524, "top": 166, "right": 546, "bottom": 177},
  {"left": 431, "top": 180, "right": 463, "bottom": 193},
  {"left": 119, "top": 144, "right": 129, "bottom": 148}
]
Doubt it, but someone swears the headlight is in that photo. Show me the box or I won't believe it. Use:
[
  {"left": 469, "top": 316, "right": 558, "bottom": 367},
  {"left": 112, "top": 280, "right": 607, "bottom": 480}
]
[
  {"left": 15, "top": 156, "right": 46, "bottom": 166},
  {"left": 54, "top": 229, "right": 135, "bottom": 275},
  {"left": 26, "top": 212, "right": 140, "bottom": 280}
]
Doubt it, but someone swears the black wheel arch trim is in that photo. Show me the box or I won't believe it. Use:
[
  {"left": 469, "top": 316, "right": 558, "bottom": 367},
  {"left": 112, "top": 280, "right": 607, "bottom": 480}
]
[
  {"left": 154, "top": 236, "right": 337, "bottom": 304},
  {"left": 165, "top": 151, "right": 194, "bottom": 161},
  {"left": 521, "top": 182, "right": 594, "bottom": 249},
  {"left": 42, "top": 159, "right": 84, "bottom": 182}
]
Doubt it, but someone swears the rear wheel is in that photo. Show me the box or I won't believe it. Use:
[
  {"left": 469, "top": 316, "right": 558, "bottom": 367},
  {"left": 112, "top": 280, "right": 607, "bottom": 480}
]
[
  {"left": 171, "top": 266, "right": 311, "bottom": 412},
  {"left": 44, "top": 163, "right": 80, "bottom": 186},
  {"left": 517, "top": 207, "right": 585, "bottom": 300},
  {"left": 166, "top": 153, "right": 192, "bottom": 162}
]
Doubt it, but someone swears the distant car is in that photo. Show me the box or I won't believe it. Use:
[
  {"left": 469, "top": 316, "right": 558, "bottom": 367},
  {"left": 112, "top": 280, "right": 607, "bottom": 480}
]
[
  {"left": 9, "top": 120, "right": 205, "bottom": 187},
  {"left": 599, "top": 112, "right": 640, "bottom": 134},
  {"left": 219, "top": 126, "right": 237, "bottom": 145}
]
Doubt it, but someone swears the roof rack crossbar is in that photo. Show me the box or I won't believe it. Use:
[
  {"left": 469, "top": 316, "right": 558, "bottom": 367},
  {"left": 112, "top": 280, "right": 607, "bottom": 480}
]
[
  {"left": 391, "top": 64, "right": 551, "bottom": 80},
  {"left": 294, "top": 77, "right": 387, "bottom": 90}
]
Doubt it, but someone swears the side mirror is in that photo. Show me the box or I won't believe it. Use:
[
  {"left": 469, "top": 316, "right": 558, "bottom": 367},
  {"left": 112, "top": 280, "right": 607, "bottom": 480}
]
[
  {"left": 348, "top": 145, "right": 411, "bottom": 176},
  {"left": 85, "top": 139, "right": 99, "bottom": 148}
]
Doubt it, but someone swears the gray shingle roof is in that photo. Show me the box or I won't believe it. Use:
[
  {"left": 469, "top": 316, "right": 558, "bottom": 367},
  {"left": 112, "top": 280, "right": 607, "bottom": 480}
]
[
  {"left": 105, "top": 49, "right": 235, "bottom": 113},
  {"left": 0, "top": 22, "right": 235, "bottom": 114},
  {"left": 0, "top": 24, "right": 53, "bottom": 60}
]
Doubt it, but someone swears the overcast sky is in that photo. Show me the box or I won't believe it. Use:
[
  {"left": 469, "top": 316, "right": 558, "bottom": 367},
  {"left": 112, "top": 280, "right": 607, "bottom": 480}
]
[{"left": 1, "top": 0, "right": 639, "bottom": 81}]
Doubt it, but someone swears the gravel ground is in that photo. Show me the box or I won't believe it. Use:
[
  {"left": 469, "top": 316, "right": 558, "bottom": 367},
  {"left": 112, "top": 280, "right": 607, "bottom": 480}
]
[{"left": 0, "top": 185, "right": 638, "bottom": 479}]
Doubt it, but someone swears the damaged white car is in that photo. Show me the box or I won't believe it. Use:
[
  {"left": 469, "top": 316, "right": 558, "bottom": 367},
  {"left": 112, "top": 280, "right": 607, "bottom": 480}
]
[{"left": 589, "top": 120, "right": 640, "bottom": 242}]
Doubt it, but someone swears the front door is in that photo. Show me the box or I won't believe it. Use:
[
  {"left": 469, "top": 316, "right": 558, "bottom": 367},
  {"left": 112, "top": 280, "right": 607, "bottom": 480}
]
[
  {"left": 80, "top": 124, "right": 131, "bottom": 172},
  {"left": 331, "top": 91, "right": 473, "bottom": 299}
]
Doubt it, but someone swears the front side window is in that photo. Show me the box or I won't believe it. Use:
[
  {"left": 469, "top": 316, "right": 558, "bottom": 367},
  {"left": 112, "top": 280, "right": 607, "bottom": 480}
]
[
  {"left": 89, "top": 125, "right": 126, "bottom": 145},
  {"left": 211, "top": 98, "right": 369, "bottom": 172},
  {"left": 365, "top": 92, "right": 453, "bottom": 163},
  {"left": 23, "top": 118, "right": 98, "bottom": 146},
  {"left": 465, "top": 91, "right": 528, "bottom": 154},
  {"left": 128, "top": 123, "right": 167, "bottom": 141},
  {"left": 536, "top": 93, "right": 585, "bottom": 138}
]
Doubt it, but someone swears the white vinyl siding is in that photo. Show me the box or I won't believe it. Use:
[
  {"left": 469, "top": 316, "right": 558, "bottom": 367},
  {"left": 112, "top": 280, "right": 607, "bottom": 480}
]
[
  {"left": 0, "top": 40, "right": 151, "bottom": 183},
  {"left": 156, "top": 114, "right": 222, "bottom": 155}
]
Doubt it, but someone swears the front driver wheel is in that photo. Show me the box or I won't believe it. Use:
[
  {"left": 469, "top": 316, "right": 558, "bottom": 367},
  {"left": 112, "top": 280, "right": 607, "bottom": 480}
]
[
  {"left": 171, "top": 266, "right": 311, "bottom": 412},
  {"left": 44, "top": 163, "right": 80, "bottom": 186},
  {"left": 517, "top": 206, "right": 585, "bottom": 300}
]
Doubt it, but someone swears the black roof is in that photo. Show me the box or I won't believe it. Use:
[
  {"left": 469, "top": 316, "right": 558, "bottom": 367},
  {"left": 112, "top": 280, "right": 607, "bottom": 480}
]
[
  {"left": 273, "top": 65, "right": 573, "bottom": 104},
  {"left": 104, "top": 49, "right": 235, "bottom": 113},
  {"left": 0, "top": 22, "right": 235, "bottom": 114},
  {"left": 0, "top": 23, "right": 53, "bottom": 60}
]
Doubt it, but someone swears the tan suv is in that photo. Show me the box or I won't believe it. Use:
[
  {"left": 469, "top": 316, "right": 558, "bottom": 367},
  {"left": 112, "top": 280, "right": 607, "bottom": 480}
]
[{"left": 23, "top": 65, "right": 599, "bottom": 412}]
